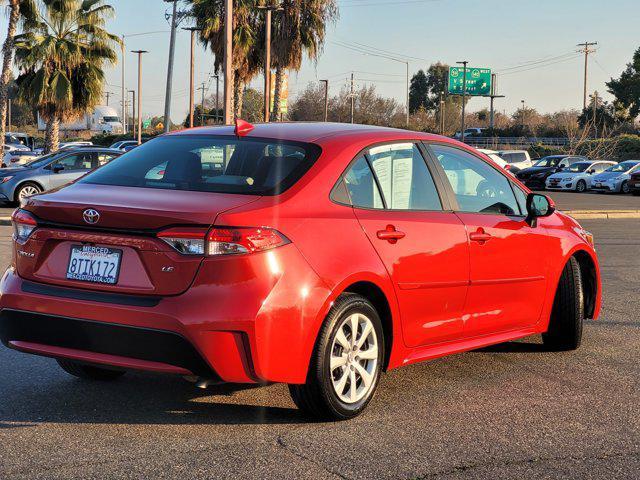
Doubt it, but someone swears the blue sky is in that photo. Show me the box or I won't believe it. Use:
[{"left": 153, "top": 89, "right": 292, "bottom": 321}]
[{"left": 3, "top": 0, "right": 640, "bottom": 123}]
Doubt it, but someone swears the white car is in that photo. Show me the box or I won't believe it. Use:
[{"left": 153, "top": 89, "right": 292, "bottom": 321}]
[
  {"left": 1, "top": 150, "right": 39, "bottom": 168},
  {"left": 454, "top": 128, "right": 486, "bottom": 139},
  {"left": 545, "top": 160, "right": 615, "bottom": 193},
  {"left": 495, "top": 150, "right": 533, "bottom": 171},
  {"left": 477, "top": 149, "right": 515, "bottom": 175}
]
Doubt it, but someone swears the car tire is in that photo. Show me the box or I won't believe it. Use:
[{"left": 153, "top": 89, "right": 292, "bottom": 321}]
[
  {"left": 289, "top": 293, "right": 384, "bottom": 420},
  {"left": 542, "top": 256, "right": 584, "bottom": 351},
  {"left": 57, "top": 359, "right": 126, "bottom": 381},
  {"left": 621, "top": 180, "right": 630, "bottom": 194},
  {"left": 15, "top": 182, "right": 42, "bottom": 202},
  {"left": 576, "top": 180, "right": 587, "bottom": 193}
]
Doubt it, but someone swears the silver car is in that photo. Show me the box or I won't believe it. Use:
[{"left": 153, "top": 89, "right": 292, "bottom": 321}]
[
  {"left": 0, "top": 148, "right": 122, "bottom": 203},
  {"left": 590, "top": 160, "right": 640, "bottom": 194}
]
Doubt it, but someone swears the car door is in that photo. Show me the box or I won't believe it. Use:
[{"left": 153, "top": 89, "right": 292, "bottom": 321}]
[
  {"left": 341, "top": 142, "right": 470, "bottom": 347},
  {"left": 427, "top": 143, "right": 554, "bottom": 337},
  {"left": 48, "top": 152, "right": 95, "bottom": 189}
]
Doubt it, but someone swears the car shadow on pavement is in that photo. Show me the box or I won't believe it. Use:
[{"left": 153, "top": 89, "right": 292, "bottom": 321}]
[
  {"left": 0, "top": 370, "right": 305, "bottom": 428},
  {"left": 478, "top": 340, "right": 549, "bottom": 353}
]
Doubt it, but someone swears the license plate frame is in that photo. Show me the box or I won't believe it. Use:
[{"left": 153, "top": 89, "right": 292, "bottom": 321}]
[{"left": 66, "top": 245, "right": 123, "bottom": 285}]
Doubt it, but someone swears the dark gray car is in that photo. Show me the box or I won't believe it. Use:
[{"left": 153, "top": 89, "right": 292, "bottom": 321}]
[{"left": 0, "top": 148, "right": 122, "bottom": 204}]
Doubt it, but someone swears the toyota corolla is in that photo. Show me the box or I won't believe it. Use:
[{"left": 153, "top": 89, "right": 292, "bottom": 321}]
[{"left": 0, "top": 122, "right": 601, "bottom": 420}]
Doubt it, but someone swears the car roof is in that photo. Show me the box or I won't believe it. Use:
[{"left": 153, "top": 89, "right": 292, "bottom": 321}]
[{"left": 166, "top": 122, "right": 451, "bottom": 145}]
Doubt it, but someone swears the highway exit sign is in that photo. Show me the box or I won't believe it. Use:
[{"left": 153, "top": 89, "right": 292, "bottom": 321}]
[{"left": 448, "top": 67, "right": 492, "bottom": 96}]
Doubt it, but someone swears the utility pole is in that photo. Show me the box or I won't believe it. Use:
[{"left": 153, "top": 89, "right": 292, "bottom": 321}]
[
  {"left": 521, "top": 99, "right": 526, "bottom": 131},
  {"left": 457, "top": 61, "right": 468, "bottom": 143},
  {"left": 350, "top": 73, "right": 355, "bottom": 124},
  {"left": 405, "top": 61, "right": 410, "bottom": 127},
  {"left": 104, "top": 91, "right": 114, "bottom": 106},
  {"left": 320, "top": 79, "right": 329, "bottom": 122},
  {"left": 592, "top": 91, "right": 598, "bottom": 138},
  {"left": 577, "top": 41, "right": 598, "bottom": 110},
  {"left": 487, "top": 73, "right": 505, "bottom": 132},
  {"left": 162, "top": 0, "right": 179, "bottom": 133},
  {"left": 7, "top": 99, "right": 11, "bottom": 132},
  {"left": 198, "top": 83, "right": 206, "bottom": 126},
  {"left": 121, "top": 36, "right": 127, "bottom": 134},
  {"left": 439, "top": 91, "right": 445, "bottom": 135},
  {"left": 213, "top": 75, "right": 220, "bottom": 123},
  {"left": 223, "top": 0, "right": 233, "bottom": 124},
  {"left": 129, "top": 90, "right": 136, "bottom": 139},
  {"left": 132, "top": 50, "right": 148, "bottom": 145},
  {"left": 183, "top": 27, "right": 203, "bottom": 128}
]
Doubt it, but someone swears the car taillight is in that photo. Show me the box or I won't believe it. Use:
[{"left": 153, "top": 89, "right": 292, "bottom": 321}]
[
  {"left": 157, "top": 226, "right": 289, "bottom": 256},
  {"left": 12, "top": 209, "right": 37, "bottom": 242},
  {"left": 157, "top": 227, "right": 207, "bottom": 255}
]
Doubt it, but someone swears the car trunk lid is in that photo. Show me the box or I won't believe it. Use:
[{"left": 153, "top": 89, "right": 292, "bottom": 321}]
[{"left": 16, "top": 184, "right": 260, "bottom": 296}]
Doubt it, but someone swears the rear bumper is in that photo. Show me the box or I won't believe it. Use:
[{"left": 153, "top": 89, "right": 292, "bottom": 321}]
[{"left": 0, "top": 243, "right": 331, "bottom": 384}]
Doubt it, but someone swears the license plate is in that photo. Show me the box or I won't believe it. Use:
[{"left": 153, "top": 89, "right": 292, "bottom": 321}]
[
  {"left": 595, "top": 183, "right": 602, "bottom": 187},
  {"left": 66, "top": 245, "right": 122, "bottom": 284}
]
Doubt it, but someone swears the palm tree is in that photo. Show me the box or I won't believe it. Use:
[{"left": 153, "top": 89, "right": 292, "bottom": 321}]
[
  {"left": 270, "top": 0, "right": 338, "bottom": 119},
  {"left": 189, "top": 0, "right": 263, "bottom": 119},
  {"left": 14, "top": 0, "right": 119, "bottom": 153},
  {"left": 0, "top": 0, "right": 36, "bottom": 152}
]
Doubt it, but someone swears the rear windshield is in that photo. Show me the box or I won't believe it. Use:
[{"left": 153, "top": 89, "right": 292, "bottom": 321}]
[{"left": 80, "top": 135, "right": 321, "bottom": 195}]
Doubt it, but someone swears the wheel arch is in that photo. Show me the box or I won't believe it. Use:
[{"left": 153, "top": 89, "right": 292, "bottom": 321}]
[
  {"left": 13, "top": 180, "right": 44, "bottom": 202},
  {"left": 571, "top": 249, "right": 598, "bottom": 319},
  {"left": 342, "top": 280, "right": 394, "bottom": 370}
]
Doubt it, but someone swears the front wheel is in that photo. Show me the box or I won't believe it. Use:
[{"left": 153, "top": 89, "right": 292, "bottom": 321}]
[
  {"left": 543, "top": 256, "right": 584, "bottom": 351},
  {"left": 57, "top": 359, "right": 126, "bottom": 381},
  {"left": 576, "top": 179, "right": 587, "bottom": 193},
  {"left": 289, "top": 293, "right": 384, "bottom": 420}
]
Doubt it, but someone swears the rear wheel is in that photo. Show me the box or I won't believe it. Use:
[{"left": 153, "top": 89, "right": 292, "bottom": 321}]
[
  {"left": 576, "top": 179, "right": 587, "bottom": 193},
  {"left": 289, "top": 293, "right": 384, "bottom": 420},
  {"left": 16, "top": 182, "right": 42, "bottom": 202},
  {"left": 57, "top": 359, "right": 126, "bottom": 381},
  {"left": 621, "top": 180, "right": 630, "bottom": 194},
  {"left": 542, "top": 256, "right": 584, "bottom": 351}
]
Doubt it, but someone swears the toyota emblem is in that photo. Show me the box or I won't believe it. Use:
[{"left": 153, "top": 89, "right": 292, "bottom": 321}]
[{"left": 83, "top": 209, "right": 100, "bottom": 224}]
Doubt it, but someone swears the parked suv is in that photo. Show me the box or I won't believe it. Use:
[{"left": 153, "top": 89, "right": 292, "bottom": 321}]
[
  {"left": 629, "top": 170, "right": 640, "bottom": 196},
  {"left": 0, "top": 123, "right": 601, "bottom": 420},
  {"left": 495, "top": 150, "right": 533, "bottom": 171}
]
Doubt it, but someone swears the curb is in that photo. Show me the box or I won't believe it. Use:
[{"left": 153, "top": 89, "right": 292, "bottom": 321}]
[{"left": 563, "top": 210, "right": 640, "bottom": 220}]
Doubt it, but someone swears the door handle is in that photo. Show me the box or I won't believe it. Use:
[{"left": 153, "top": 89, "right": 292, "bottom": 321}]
[
  {"left": 377, "top": 225, "right": 406, "bottom": 243},
  {"left": 469, "top": 228, "right": 492, "bottom": 244}
]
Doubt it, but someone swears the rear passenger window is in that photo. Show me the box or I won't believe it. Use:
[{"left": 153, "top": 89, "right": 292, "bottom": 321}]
[
  {"left": 343, "top": 156, "right": 384, "bottom": 209},
  {"left": 367, "top": 143, "right": 442, "bottom": 211}
]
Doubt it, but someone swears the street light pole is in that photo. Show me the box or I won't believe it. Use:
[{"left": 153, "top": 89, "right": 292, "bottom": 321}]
[
  {"left": 457, "top": 61, "right": 468, "bottom": 143},
  {"left": 213, "top": 75, "right": 220, "bottom": 123},
  {"left": 439, "top": 91, "right": 445, "bottom": 135},
  {"left": 121, "top": 36, "right": 127, "bottom": 134},
  {"left": 198, "top": 82, "right": 206, "bottom": 126},
  {"left": 223, "top": 0, "right": 233, "bottom": 124},
  {"left": 129, "top": 90, "right": 136, "bottom": 139},
  {"left": 183, "top": 27, "right": 203, "bottom": 128},
  {"left": 131, "top": 50, "right": 148, "bottom": 145},
  {"left": 320, "top": 79, "right": 329, "bottom": 122},
  {"left": 162, "top": 0, "right": 179, "bottom": 133},
  {"left": 405, "top": 61, "right": 409, "bottom": 127}
]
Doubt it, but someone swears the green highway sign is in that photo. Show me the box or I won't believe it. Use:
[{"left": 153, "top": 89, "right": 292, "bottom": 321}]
[
  {"left": 448, "top": 67, "right": 492, "bottom": 96},
  {"left": 142, "top": 119, "right": 151, "bottom": 129}
]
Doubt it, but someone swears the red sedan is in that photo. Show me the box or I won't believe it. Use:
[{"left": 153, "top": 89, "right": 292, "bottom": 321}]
[{"left": 0, "top": 122, "right": 601, "bottom": 420}]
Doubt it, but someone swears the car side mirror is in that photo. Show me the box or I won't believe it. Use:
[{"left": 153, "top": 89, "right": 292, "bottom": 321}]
[
  {"left": 52, "top": 164, "right": 65, "bottom": 173},
  {"left": 525, "top": 193, "right": 555, "bottom": 227}
]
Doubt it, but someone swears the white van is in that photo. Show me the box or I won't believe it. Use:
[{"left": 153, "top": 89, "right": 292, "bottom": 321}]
[{"left": 495, "top": 150, "right": 533, "bottom": 171}]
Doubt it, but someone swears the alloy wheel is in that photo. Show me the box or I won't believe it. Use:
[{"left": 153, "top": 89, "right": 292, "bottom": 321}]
[
  {"left": 18, "top": 185, "right": 40, "bottom": 200},
  {"left": 329, "top": 312, "right": 379, "bottom": 404}
]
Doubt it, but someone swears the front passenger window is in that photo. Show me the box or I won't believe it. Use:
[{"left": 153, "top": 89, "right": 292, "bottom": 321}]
[{"left": 431, "top": 144, "right": 519, "bottom": 216}]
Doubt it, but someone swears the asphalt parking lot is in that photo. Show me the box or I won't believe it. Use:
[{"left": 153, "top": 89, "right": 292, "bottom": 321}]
[{"left": 0, "top": 219, "right": 638, "bottom": 480}]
